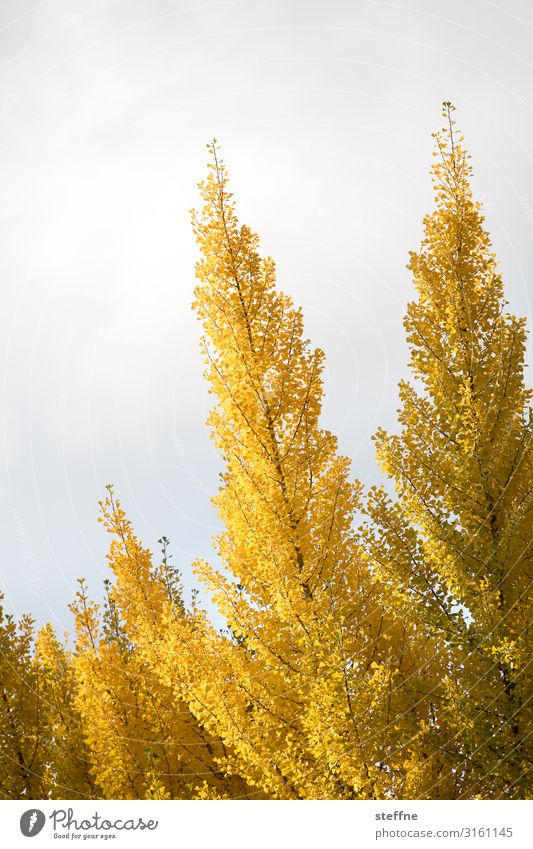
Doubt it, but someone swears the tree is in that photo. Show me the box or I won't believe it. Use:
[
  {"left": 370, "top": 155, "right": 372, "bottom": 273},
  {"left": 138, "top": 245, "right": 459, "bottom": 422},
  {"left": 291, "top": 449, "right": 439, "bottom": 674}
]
[
  {"left": 34, "top": 624, "right": 96, "bottom": 799},
  {"left": 365, "top": 104, "right": 532, "bottom": 798},
  {"left": 0, "top": 599, "right": 46, "bottom": 798},
  {"left": 136, "top": 141, "right": 441, "bottom": 800},
  {"left": 0, "top": 597, "right": 93, "bottom": 799},
  {"left": 67, "top": 488, "right": 251, "bottom": 799}
]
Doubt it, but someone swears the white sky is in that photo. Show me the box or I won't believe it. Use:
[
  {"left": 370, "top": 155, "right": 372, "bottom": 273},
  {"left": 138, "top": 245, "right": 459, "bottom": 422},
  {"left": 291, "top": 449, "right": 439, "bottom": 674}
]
[{"left": 1, "top": 0, "right": 532, "bottom": 632}]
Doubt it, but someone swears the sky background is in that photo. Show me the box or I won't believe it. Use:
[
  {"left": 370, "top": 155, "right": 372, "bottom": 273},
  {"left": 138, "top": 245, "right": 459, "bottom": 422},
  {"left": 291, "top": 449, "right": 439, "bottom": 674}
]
[{"left": 1, "top": 0, "right": 532, "bottom": 633}]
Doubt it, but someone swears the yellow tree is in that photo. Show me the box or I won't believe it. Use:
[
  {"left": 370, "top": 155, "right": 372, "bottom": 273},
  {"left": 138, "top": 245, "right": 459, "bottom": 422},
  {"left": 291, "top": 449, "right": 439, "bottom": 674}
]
[
  {"left": 0, "top": 599, "right": 46, "bottom": 798},
  {"left": 365, "top": 104, "right": 532, "bottom": 798},
  {"left": 67, "top": 488, "right": 251, "bottom": 799},
  {"left": 137, "top": 141, "right": 445, "bottom": 800},
  {"left": 34, "top": 624, "right": 96, "bottom": 799},
  {"left": 0, "top": 596, "right": 92, "bottom": 799}
]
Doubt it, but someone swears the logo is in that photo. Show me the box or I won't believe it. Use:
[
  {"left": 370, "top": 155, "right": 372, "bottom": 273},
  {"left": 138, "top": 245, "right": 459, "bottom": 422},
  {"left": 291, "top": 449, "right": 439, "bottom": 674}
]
[{"left": 20, "top": 809, "right": 46, "bottom": 837}]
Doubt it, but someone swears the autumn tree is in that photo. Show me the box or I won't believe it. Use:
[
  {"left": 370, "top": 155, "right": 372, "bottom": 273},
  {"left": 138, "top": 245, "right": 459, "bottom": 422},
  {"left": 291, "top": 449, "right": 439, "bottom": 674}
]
[
  {"left": 34, "top": 624, "right": 96, "bottom": 799},
  {"left": 365, "top": 104, "right": 532, "bottom": 799},
  {"left": 121, "top": 140, "right": 448, "bottom": 801},
  {"left": 0, "top": 596, "right": 94, "bottom": 799},
  {"left": 0, "top": 598, "right": 46, "bottom": 798},
  {"left": 67, "top": 488, "right": 252, "bottom": 799}
]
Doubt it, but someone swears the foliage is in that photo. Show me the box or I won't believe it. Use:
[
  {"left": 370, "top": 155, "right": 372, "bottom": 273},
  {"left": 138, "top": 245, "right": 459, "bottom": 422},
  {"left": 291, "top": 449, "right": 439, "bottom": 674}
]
[
  {"left": 1, "top": 107, "right": 530, "bottom": 799},
  {"left": 365, "top": 105, "right": 532, "bottom": 798}
]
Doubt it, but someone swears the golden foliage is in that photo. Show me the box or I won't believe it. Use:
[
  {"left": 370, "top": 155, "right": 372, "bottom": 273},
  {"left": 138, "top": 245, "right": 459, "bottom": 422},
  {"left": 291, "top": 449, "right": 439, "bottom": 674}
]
[
  {"left": 2, "top": 107, "right": 530, "bottom": 799},
  {"left": 365, "top": 104, "right": 532, "bottom": 798}
]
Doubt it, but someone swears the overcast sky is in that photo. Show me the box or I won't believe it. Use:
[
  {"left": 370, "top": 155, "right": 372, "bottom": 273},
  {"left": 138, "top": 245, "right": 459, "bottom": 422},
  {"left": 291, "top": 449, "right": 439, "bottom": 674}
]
[{"left": 1, "top": 0, "right": 532, "bottom": 632}]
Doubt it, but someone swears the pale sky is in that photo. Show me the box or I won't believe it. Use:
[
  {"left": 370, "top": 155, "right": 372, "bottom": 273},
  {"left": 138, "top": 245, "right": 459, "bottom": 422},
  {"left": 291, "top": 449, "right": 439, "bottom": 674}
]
[{"left": 1, "top": 0, "right": 532, "bottom": 632}]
